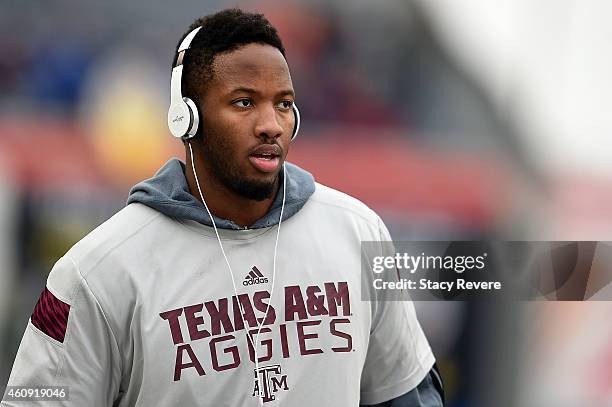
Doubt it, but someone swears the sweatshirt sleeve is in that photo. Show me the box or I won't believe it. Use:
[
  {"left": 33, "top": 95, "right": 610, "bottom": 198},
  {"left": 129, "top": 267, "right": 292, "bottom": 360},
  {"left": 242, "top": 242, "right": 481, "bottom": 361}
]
[
  {"left": 359, "top": 218, "right": 436, "bottom": 405},
  {"left": 360, "top": 364, "right": 445, "bottom": 406},
  {"left": 2, "top": 256, "right": 122, "bottom": 407}
]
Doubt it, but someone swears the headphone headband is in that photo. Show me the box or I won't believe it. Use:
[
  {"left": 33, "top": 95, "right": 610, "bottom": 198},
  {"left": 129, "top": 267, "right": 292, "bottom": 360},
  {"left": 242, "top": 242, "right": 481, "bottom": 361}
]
[{"left": 178, "top": 27, "right": 202, "bottom": 53}]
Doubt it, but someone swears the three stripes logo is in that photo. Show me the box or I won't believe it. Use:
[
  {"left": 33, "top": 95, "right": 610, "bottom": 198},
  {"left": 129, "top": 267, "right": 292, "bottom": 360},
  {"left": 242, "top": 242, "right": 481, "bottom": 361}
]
[{"left": 243, "top": 266, "right": 269, "bottom": 286}]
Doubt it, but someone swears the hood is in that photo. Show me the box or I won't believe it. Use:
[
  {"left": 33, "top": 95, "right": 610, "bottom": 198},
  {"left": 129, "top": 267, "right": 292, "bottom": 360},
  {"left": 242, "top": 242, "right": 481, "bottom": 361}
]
[{"left": 127, "top": 158, "right": 315, "bottom": 230}]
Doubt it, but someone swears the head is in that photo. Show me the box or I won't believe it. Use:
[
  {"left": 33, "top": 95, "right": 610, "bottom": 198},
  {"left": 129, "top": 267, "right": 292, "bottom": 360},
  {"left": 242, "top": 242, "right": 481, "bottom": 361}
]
[{"left": 175, "top": 9, "right": 295, "bottom": 201}]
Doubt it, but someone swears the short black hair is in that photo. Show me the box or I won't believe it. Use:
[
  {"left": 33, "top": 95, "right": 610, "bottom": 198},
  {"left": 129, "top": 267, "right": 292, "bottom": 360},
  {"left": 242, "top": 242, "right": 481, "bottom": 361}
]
[{"left": 174, "top": 8, "right": 286, "bottom": 102}]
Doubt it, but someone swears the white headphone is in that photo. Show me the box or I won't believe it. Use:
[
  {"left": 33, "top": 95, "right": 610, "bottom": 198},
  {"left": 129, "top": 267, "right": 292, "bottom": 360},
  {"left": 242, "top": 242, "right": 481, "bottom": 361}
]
[{"left": 168, "top": 26, "right": 301, "bottom": 140}]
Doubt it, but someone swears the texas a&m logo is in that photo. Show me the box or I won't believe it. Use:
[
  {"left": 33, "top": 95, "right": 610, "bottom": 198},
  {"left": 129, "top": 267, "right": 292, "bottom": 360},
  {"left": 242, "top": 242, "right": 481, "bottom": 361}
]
[
  {"left": 159, "top": 281, "right": 353, "bottom": 382},
  {"left": 252, "top": 364, "right": 289, "bottom": 402}
]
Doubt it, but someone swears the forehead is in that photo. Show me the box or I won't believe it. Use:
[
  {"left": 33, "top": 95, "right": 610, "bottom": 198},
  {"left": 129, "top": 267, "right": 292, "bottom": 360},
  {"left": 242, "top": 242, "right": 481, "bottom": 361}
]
[{"left": 209, "top": 43, "right": 293, "bottom": 93}]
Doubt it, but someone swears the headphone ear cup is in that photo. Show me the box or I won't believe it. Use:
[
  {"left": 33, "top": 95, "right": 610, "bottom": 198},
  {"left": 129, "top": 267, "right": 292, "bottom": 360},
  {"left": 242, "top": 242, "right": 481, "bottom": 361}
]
[
  {"left": 184, "top": 97, "right": 200, "bottom": 138},
  {"left": 168, "top": 100, "right": 192, "bottom": 138},
  {"left": 291, "top": 104, "right": 300, "bottom": 141}
]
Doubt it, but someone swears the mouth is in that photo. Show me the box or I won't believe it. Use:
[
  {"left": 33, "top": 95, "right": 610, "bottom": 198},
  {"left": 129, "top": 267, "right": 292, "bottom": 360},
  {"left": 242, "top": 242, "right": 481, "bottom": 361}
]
[{"left": 248, "top": 144, "right": 282, "bottom": 173}]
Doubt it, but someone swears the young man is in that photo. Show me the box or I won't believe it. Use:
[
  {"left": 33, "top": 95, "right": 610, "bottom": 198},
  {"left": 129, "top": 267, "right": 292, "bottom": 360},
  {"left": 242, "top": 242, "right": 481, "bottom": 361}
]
[{"left": 3, "top": 9, "right": 443, "bottom": 407}]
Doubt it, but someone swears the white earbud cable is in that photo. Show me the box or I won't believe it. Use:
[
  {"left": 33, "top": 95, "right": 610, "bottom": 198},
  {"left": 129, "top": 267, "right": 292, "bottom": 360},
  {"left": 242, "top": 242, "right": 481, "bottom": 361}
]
[{"left": 188, "top": 142, "right": 284, "bottom": 406}]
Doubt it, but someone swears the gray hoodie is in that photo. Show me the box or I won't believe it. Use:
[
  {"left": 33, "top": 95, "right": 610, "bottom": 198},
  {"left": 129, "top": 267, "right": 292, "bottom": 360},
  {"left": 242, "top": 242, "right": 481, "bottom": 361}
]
[
  {"left": 126, "top": 158, "right": 444, "bottom": 407},
  {"left": 127, "top": 158, "right": 315, "bottom": 230}
]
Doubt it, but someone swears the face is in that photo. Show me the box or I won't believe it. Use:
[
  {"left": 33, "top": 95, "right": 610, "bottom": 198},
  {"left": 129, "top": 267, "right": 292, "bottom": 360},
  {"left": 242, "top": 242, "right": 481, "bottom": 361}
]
[{"left": 196, "top": 43, "right": 295, "bottom": 201}]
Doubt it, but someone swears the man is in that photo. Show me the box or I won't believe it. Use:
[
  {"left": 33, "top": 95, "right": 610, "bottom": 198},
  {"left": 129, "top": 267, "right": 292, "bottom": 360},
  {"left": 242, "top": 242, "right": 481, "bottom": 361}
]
[{"left": 3, "top": 9, "right": 443, "bottom": 406}]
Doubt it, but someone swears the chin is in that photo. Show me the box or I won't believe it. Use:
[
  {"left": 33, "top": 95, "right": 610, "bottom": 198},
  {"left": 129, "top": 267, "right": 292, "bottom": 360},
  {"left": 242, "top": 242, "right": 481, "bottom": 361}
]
[{"left": 231, "top": 175, "right": 278, "bottom": 201}]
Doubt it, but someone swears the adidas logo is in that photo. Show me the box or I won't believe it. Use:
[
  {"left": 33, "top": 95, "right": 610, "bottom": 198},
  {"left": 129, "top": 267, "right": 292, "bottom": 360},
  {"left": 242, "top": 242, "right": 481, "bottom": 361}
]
[{"left": 243, "top": 266, "right": 269, "bottom": 286}]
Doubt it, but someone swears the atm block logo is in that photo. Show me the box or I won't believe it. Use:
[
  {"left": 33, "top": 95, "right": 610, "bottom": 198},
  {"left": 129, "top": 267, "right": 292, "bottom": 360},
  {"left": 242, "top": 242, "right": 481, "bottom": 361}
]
[{"left": 252, "top": 364, "right": 289, "bottom": 403}]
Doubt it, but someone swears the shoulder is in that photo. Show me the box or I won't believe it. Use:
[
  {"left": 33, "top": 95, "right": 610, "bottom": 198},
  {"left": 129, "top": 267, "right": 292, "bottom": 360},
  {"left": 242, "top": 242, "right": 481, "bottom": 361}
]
[
  {"left": 47, "top": 203, "right": 167, "bottom": 299},
  {"left": 65, "top": 203, "right": 164, "bottom": 274},
  {"left": 305, "top": 182, "right": 383, "bottom": 230}
]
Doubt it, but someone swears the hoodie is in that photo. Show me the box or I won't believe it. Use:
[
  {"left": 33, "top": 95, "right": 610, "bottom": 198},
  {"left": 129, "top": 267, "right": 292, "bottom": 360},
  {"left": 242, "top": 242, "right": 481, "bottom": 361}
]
[
  {"left": 127, "top": 157, "right": 443, "bottom": 406},
  {"left": 127, "top": 158, "right": 315, "bottom": 230},
  {"left": 3, "top": 157, "right": 440, "bottom": 407}
]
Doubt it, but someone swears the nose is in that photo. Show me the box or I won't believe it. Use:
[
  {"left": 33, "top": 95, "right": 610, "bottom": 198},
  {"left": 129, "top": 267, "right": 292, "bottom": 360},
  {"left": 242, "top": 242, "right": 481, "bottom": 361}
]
[{"left": 254, "top": 104, "right": 283, "bottom": 141}]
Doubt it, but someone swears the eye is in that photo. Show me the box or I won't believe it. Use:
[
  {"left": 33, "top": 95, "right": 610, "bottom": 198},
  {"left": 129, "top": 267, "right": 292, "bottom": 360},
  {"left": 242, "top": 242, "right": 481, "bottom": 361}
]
[
  {"left": 277, "top": 100, "right": 293, "bottom": 110},
  {"left": 233, "top": 99, "right": 253, "bottom": 108}
]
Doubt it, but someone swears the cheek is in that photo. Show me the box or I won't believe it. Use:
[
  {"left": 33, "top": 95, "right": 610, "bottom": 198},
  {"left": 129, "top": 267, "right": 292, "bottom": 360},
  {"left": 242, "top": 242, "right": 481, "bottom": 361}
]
[
  {"left": 280, "top": 112, "right": 296, "bottom": 140},
  {"left": 207, "top": 110, "right": 251, "bottom": 148}
]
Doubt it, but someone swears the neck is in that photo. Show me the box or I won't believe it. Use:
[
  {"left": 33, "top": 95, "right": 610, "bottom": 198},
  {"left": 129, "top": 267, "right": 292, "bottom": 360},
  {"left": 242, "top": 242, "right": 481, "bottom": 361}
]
[{"left": 185, "top": 145, "right": 278, "bottom": 228}]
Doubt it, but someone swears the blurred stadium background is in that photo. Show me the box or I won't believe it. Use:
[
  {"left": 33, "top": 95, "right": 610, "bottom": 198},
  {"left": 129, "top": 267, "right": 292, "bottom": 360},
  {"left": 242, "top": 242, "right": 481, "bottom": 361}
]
[{"left": 2, "top": 0, "right": 612, "bottom": 405}]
